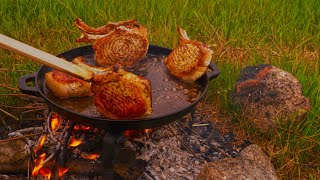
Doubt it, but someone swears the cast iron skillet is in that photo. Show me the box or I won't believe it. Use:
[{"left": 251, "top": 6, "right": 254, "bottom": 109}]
[{"left": 18, "top": 45, "right": 220, "bottom": 131}]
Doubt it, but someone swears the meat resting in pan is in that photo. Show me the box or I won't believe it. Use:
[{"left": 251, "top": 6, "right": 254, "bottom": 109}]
[
  {"left": 164, "top": 28, "right": 213, "bottom": 82},
  {"left": 45, "top": 57, "right": 152, "bottom": 119},
  {"left": 75, "top": 18, "right": 148, "bottom": 67},
  {"left": 91, "top": 66, "right": 152, "bottom": 119},
  {"left": 46, "top": 20, "right": 213, "bottom": 119},
  {"left": 45, "top": 57, "right": 109, "bottom": 99},
  {"left": 45, "top": 69, "right": 92, "bottom": 98}
]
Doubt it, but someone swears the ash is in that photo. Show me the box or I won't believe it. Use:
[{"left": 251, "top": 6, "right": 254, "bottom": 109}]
[
  {"left": 133, "top": 115, "right": 248, "bottom": 179},
  {"left": 139, "top": 135, "right": 201, "bottom": 180}
]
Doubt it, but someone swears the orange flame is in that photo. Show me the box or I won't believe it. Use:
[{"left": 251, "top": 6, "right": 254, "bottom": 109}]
[
  {"left": 50, "top": 114, "right": 61, "bottom": 131},
  {"left": 34, "top": 135, "right": 47, "bottom": 154},
  {"left": 123, "top": 130, "right": 140, "bottom": 138},
  {"left": 80, "top": 152, "right": 100, "bottom": 160},
  {"left": 73, "top": 125, "right": 91, "bottom": 131},
  {"left": 124, "top": 129, "right": 152, "bottom": 138},
  {"left": 69, "top": 137, "right": 82, "bottom": 147},
  {"left": 32, "top": 153, "right": 46, "bottom": 176},
  {"left": 39, "top": 167, "right": 51, "bottom": 180},
  {"left": 58, "top": 167, "right": 69, "bottom": 177},
  {"left": 144, "top": 128, "right": 152, "bottom": 134}
]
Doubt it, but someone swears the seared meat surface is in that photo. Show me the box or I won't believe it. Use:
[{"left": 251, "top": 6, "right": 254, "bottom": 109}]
[
  {"left": 164, "top": 28, "right": 213, "bottom": 82},
  {"left": 75, "top": 18, "right": 148, "bottom": 67},
  {"left": 91, "top": 67, "right": 152, "bottom": 119},
  {"left": 46, "top": 56, "right": 152, "bottom": 119},
  {"left": 45, "top": 57, "right": 111, "bottom": 99},
  {"left": 45, "top": 70, "right": 92, "bottom": 98}
]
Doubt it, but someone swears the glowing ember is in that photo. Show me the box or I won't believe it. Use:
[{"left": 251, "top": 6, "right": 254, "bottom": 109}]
[
  {"left": 32, "top": 153, "right": 46, "bottom": 176},
  {"left": 73, "top": 125, "right": 91, "bottom": 131},
  {"left": 80, "top": 152, "right": 100, "bottom": 160},
  {"left": 34, "top": 135, "right": 47, "bottom": 154},
  {"left": 69, "top": 137, "right": 82, "bottom": 147},
  {"left": 124, "top": 130, "right": 141, "bottom": 137},
  {"left": 39, "top": 167, "right": 51, "bottom": 180},
  {"left": 144, "top": 128, "right": 152, "bottom": 134},
  {"left": 58, "top": 167, "right": 69, "bottom": 177},
  {"left": 50, "top": 113, "right": 61, "bottom": 131},
  {"left": 124, "top": 129, "right": 152, "bottom": 138}
]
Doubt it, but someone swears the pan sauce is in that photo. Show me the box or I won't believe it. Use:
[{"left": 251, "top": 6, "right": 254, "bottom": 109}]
[{"left": 44, "top": 54, "right": 202, "bottom": 118}]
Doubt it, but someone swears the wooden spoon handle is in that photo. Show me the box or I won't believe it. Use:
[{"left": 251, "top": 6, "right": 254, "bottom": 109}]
[{"left": 0, "top": 34, "right": 93, "bottom": 80}]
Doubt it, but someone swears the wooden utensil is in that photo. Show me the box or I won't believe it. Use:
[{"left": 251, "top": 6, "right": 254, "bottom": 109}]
[{"left": 0, "top": 34, "right": 93, "bottom": 80}]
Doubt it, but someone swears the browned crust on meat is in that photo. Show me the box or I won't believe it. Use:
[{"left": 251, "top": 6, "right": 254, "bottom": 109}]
[
  {"left": 45, "top": 70, "right": 92, "bottom": 98},
  {"left": 164, "top": 29, "right": 213, "bottom": 82},
  {"left": 75, "top": 18, "right": 148, "bottom": 67},
  {"left": 91, "top": 69, "right": 152, "bottom": 119},
  {"left": 93, "top": 26, "right": 148, "bottom": 67},
  {"left": 49, "top": 70, "right": 84, "bottom": 83}
]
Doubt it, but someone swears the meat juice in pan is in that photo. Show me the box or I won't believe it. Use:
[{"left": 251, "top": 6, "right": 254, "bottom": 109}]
[{"left": 44, "top": 54, "right": 202, "bottom": 118}]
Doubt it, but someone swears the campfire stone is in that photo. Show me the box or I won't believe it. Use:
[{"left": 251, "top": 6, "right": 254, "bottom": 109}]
[
  {"left": 197, "top": 144, "right": 278, "bottom": 180},
  {"left": 0, "top": 139, "right": 28, "bottom": 164},
  {"left": 233, "top": 64, "right": 311, "bottom": 131}
]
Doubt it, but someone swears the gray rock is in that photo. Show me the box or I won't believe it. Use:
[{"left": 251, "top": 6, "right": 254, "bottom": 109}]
[
  {"left": 198, "top": 144, "right": 278, "bottom": 180},
  {"left": 232, "top": 64, "right": 310, "bottom": 131},
  {"left": 0, "top": 139, "right": 28, "bottom": 164}
]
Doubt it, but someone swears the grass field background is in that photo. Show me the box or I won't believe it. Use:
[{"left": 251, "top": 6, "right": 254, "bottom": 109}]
[{"left": 0, "top": 0, "right": 319, "bottom": 179}]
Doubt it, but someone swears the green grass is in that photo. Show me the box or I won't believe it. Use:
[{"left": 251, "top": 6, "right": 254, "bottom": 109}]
[{"left": 1, "top": 0, "right": 320, "bottom": 178}]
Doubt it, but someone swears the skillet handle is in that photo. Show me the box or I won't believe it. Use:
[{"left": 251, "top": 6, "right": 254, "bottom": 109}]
[
  {"left": 18, "top": 73, "right": 41, "bottom": 96},
  {"left": 207, "top": 62, "right": 220, "bottom": 81}
]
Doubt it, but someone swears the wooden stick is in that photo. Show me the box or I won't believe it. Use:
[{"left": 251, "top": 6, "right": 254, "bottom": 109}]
[
  {"left": 0, "top": 108, "right": 19, "bottom": 121},
  {"left": 0, "top": 103, "right": 46, "bottom": 109},
  {"left": 0, "top": 94, "right": 45, "bottom": 102},
  {"left": 46, "top": 111, "right": 58, "bottom": 142},
  {"left": 0, "top": 34, "right": 93, "bottom": 80},
  {"left": 0, "top": 84, "right": 19, "bottom": 91},
  {"left": 0, "top": 133, "right": 43, "bottom": 143},
  {"left": 21, "top": 108, "right": 47, "bottom": 115},
  {"left": 0, "top": 114, "right": 8, "bottom": 129},
  {"left": 16, "top": 127, "right": 44, "bottom": 134},
  {"left": 167, "top": 125, "right": 197, "bottom": 157}
]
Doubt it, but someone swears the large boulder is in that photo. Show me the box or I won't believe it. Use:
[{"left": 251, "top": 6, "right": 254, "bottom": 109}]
[
  {"left": 232, "top": 64, "right": 310, "bottom": 131},
  {"left": 198, "top": 144, "right": 278, "bottom": 180}
]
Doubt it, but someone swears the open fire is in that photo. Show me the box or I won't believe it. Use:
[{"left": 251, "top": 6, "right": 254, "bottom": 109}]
[
  {"left": 0, "top": 102, "right": 249, "bottom": 179},
  {"left": 50, "top": 113, "right": 61, "bottom": 131},
  {"left": 32, "top": 153, "right": 46, "bottom": 176},
  {"left": 31, "top": 113, "right": 74, "bottom": 179},
  {"left": 69, "top": 137, "right": 82, "bottom": 147},
  {"left": 80, "top": 152, "right": 100, "bottom": 160},
  {"left": 30, "top": 112, "right": 155, "bottom": 179}
]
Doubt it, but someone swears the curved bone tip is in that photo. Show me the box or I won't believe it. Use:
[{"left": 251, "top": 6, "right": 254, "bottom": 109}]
[
  {"left": 74, "top": 18, "right": 81, "bottom": 24},
  {"left": 75, "top": 17, "right": 84, "bottom": 22},
  {"left": 131, "top": 19, "right": 139, "bottom": 24},
  {"left": 177, "top": 27, "right": 190, "bottom": 40}
]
